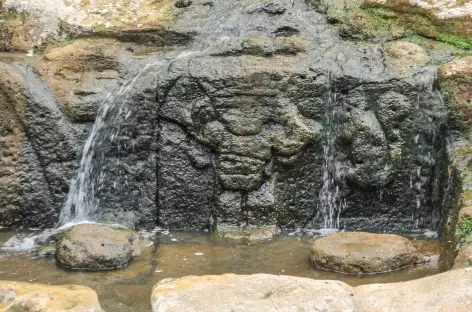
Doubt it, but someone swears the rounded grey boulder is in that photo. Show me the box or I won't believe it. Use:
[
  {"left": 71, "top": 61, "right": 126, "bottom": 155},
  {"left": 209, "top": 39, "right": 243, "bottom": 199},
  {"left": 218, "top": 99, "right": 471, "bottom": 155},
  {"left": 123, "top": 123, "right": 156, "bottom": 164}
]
[
  {"left": 55, "top": 223, "right": 151, "bottom": 270},
  {"left": 310, "top": 232, "right": 421, "bottom": 274}
]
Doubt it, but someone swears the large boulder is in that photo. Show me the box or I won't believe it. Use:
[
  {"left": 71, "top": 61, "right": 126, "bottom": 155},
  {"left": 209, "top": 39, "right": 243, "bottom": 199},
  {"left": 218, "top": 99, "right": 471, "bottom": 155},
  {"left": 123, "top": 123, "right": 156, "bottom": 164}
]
[
  {"left": 0, "top": 281, "right": 103, "bottom": 311},
  {"left": 55, "top": 223, "right": 151, "bottom": 270},
  {"left": 310, "top": 232, "right": 421, "bottom": 273},
  {"left": 151, "top": 269, "right": 472, "bottom": 312},
  {"left": 151, "top": 274, "right": 356, "bottom": 312},
  {"left": 0, "top": 0, "right": 190, "bottom": 52}
]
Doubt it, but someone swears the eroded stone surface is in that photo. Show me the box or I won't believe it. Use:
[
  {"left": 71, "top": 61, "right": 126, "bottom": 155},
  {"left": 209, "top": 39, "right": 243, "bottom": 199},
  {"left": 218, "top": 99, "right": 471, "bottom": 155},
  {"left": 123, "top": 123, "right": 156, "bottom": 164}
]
[
  {"left": 384, "top": 41, "right": 429, "bottom": 75},
  {"left": 354, "top": 268, "right": 472, "bottom": 312},
  {"left": 36, "top": 39, "right": 126, "bottom": 122},
  {"left": 0, "top": 281, "right": 103, "bottom": 311},
  {"left": 454, "top": 242, "right": 472, "bottom": 268},
  {"left": 156, "top": 8, "right": 449, "bottom": 231},
  {"left": 310, "top": 232, "right": 421, "bottom": 273},
  {"left": 55, "top": 223, "right": 151, "bottom": 270},
  {"left": 151, "top": 269, "right": 472, "bottom": 312},
  {"left": 1, "top": 0, "right": 186, "bottom": 51},
  {"left": 439, "top": 56, "right": 472, "bottom": 130},
  {"left": 152, "top": 274, "right": 356, "bottom": 312},
  {"left": 0, "top": 60, "right": 77, "bottom": 228},
  {"left": 0, "top": 0, "right": 453, "bottom": 233}
]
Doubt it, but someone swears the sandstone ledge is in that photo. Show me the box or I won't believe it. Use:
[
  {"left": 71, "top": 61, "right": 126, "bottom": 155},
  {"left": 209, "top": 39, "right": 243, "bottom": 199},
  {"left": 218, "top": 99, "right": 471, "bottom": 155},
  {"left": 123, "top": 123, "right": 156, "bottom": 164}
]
[
  {"left": 0, "top": 281, "right": 103, "bottom": 311},
  {"left": 151, "top": 269, "right": 472, "bottom": 312}
]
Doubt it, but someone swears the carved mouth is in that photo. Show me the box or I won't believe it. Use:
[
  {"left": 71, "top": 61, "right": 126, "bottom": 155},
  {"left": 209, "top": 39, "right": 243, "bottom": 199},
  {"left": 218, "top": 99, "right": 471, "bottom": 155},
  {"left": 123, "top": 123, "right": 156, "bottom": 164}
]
[{"left": 216, "top": 154, "right": 267, "bottom": 191}]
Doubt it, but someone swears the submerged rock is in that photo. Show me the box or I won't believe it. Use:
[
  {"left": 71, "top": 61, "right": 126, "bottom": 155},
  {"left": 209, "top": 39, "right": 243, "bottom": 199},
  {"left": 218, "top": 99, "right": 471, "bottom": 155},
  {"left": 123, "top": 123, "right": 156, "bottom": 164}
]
[
  {"left": 151, "top": 274, "right": 356, "bottom": 312},
  {"left": 55, "top": 223, "right": 151, "bottom": 270},
  {"left": 212, "top": 225, "right": 278, "bottom": 245},
  {"left": 0, "top": 280, "right": 103, "bottom": 311},
  {"left": 310, "top": 232, "right": 420, "bottom": 273},
  {"left": 151, "top": 269, "right": 472, "bottom": 312}
]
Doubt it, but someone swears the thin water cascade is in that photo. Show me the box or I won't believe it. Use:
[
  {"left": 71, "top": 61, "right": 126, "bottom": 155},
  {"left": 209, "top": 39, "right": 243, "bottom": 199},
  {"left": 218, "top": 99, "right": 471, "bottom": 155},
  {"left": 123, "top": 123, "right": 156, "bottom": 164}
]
[
  {"left": 317, "top": 77, "right": 345, "bottom": 230},
  {"left": 58, "top": 1, "right": 275, "bottom": 227},
  {"left": 58, "top": 63, "right": 161, "bottom": 226},
  {"left": 409, "top": 73, "right": 446, "bottom": 231}
]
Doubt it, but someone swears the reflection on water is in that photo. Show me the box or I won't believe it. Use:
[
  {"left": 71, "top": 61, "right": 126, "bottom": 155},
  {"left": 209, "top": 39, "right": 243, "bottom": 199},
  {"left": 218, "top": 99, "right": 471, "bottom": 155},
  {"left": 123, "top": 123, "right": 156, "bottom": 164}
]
[{"left": 0, "top": 230, "right": 440, "bottom": 312}]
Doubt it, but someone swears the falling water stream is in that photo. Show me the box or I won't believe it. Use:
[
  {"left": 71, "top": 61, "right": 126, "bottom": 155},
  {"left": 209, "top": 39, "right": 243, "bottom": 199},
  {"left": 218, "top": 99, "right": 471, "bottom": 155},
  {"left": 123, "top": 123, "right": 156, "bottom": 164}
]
[
  {"left": 57, "top": 0, "right": 269, "bottom": 227},
  {"left": 317, "top": 76, "right": 345, "bottom": 230},
  {"left": 59, "top": 64, "right": 159, "bottom": 225}
]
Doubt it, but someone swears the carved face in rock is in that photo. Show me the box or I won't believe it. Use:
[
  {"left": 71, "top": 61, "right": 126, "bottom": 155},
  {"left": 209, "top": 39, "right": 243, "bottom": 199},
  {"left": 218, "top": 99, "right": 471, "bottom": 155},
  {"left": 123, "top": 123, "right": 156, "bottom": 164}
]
[{"left": 159, "top": 52, "right": 327, "bottom": 191}]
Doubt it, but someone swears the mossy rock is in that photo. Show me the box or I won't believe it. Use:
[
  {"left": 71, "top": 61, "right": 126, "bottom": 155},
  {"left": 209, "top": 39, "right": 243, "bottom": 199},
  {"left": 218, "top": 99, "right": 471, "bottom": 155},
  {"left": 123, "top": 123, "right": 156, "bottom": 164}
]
[
  {"left": 314, "top": 0, "right": 472, "bottom": 49},
  {"left": 439, "top": 57, "right": 472, "bottom": 132}
]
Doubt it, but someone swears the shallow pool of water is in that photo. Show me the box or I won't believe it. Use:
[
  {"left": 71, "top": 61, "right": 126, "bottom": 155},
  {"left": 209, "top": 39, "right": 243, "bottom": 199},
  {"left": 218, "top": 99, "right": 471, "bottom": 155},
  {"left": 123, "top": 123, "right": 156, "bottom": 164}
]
[{"left": 0, "top": 230, "right": 440, "bottom": 312}]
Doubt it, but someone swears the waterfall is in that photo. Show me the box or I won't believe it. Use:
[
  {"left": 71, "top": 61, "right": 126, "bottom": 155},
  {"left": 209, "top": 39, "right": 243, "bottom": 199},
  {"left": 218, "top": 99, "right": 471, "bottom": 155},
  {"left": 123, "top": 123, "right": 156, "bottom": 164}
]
[
  {"left": 57, "top": 1, "right": 267, "bottom": 227},
  {"left": 317, "top": 76, "right": 345, "bottom": 229},
  {"left": 58, "top": 63, "right": 160, "bottom": 226}
]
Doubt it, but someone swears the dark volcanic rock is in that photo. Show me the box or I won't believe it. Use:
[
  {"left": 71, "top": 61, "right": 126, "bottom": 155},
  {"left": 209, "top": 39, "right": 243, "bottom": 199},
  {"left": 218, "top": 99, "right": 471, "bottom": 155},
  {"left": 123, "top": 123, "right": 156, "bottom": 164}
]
[
  {"left": 0, "top": 61, "right": 78, "bottom": 228},
  {"left": 155, "top": 4, "right": 449, "bottom": 232},
  {"left": 175, "top": 0, "right": 192, "bottom": 8},
  {"left": 0, "top": 0, "right": 453, "bottom": 233}
]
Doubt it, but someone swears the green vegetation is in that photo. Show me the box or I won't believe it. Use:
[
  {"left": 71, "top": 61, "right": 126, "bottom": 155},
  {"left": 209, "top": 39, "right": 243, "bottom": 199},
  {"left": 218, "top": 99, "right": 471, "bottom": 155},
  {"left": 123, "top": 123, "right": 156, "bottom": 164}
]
[
  {"left": 328, "top": 4, "right": 472, "bottom": 51},
  {"left": 65, "top": 302, "right": 78, "bottom": 310},
  {"left": 457, "top": 218, "right": 472, "bottom": 235},
  {"left": 325, "top": 7, "right": 344, "bottom": 24},
  {"left": 437, "top": 34, "right": 472, "bottom": 50}
]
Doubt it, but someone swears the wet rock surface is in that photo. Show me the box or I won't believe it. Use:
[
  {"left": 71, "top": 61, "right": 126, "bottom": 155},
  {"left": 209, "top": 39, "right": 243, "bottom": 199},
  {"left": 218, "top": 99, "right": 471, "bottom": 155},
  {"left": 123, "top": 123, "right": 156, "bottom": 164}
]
[
  {"left": 0, "top": 280, "right": 103, "bottom": 311},
  {"left": 310, "top": 232, "right": 421, "bottom": 273},
  {"left": 0, "top": 0, "right": 461, "bottom": 233},
  {"left": 155, "top": 0, "right": 449, "bottom": 232},
  {"left": 151, "top": 269, "right": 472, "bottom": 312},
  {"left": 212, "top": 225, "right": 278, "bottom": 245},
  {"left": 0, "top": 60, "right": 78, "bottom": 228},
  {"left": 55, "top": 223, "right": 151, "bottom": 270}
]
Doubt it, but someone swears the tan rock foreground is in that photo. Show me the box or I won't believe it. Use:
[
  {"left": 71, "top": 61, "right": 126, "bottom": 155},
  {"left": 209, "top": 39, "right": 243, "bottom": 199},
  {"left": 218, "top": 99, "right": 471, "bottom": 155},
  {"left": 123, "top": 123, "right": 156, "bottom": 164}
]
[
  {"left": 152, "top": 269, "right": 472, "bottom": 312},
  {"left": 354, "top": 268, "right": 472, "bottom": 312},
  {"left": 0, "top": 281, "right": 103, "bottom": 311}
]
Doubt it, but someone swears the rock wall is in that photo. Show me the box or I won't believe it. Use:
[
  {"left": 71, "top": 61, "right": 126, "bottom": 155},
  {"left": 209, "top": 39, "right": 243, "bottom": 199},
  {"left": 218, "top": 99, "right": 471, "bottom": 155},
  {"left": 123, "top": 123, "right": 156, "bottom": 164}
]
[
  {"left": 0, "top": 0, "right": 466, "bottom": 233},
  {"left": 153, "top": 0, "right": 450, "bottom": 232},
  {"left": 0, "top": 61, "right": 77, "bottom": 228}
]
